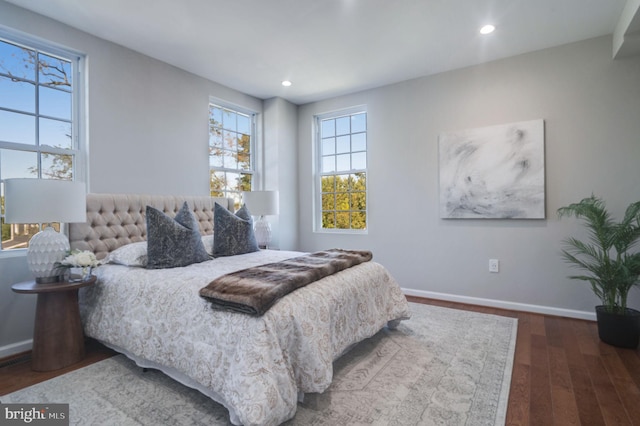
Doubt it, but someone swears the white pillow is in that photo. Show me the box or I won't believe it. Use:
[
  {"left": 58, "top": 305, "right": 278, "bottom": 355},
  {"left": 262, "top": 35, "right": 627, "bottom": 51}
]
[
  {"left": 107, "top": 241, "right": 148, "bottom": 267},
  {"left": 201, "top": 234, "right": 214, "bottom": 257}
]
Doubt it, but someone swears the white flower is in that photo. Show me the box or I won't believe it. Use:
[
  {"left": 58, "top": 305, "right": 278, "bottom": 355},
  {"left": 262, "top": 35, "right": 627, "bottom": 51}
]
[{"left": 60, "top": 250, "right": 100, "bottom": 268}]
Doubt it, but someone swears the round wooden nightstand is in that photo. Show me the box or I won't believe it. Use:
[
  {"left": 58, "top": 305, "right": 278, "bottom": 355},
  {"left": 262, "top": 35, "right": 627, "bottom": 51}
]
[{"left": 11, "top": 276, "right": 96, "bottom": 372}]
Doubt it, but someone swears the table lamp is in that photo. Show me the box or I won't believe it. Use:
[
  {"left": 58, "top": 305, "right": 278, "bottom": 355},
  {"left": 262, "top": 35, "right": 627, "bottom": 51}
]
[
  {"left": 241, "top": 190, "right": 279, "bottom": 249},
  {"left": 4, "top": 179, "right": 87, "bottom": 283}
]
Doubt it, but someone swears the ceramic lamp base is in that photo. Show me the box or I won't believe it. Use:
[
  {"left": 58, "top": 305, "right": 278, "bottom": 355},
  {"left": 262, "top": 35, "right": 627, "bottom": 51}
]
[
  {"left": 27, "top": 226, "right": 69, "bottom": 283},
  {"left": 254, "top": 216, "right": 272, "bottom": 249}
]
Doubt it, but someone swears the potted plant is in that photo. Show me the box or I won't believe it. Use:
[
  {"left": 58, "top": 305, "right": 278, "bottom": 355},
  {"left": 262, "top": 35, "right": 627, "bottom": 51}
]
[{"left": 557, "top": 195, "right": 640, "bottom": 348}]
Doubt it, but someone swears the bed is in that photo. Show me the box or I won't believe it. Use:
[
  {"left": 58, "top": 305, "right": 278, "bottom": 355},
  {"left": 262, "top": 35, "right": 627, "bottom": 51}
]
[{"left": 69, "top": 193, "right": 411, "bottom": 426}]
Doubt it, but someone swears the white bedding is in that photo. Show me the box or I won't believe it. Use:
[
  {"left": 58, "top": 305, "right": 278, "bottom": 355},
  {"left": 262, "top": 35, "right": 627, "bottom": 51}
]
[{"left": 79, "top": 250, "right": 411, "bottom": 426}]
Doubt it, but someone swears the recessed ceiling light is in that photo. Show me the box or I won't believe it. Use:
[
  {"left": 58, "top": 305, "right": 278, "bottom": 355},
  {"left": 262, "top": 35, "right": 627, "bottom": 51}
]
[
  {"left": 480, "top": 24, "right": 495, "bottom": 35},
  {"left": 281, "top": 80, "right": 292, "bottom": 87}
]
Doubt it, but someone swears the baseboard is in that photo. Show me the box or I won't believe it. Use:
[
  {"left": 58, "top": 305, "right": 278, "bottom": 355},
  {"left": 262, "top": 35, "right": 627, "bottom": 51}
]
[
  {"left": 0, "top": 339, "right": 32, "bottom": 360},
  {"left": 402, "top": 288, "right": 597, "bottom": 321}
]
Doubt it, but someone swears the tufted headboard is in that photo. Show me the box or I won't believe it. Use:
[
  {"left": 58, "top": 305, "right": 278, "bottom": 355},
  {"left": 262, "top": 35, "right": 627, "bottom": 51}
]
[{"left": 68, "top": 193, "right": 234, "bottom": 260}]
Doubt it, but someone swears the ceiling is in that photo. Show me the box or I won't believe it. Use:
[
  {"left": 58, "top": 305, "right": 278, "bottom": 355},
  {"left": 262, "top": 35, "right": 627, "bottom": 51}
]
[{"left": 5, "top": 0, "right": 636, "bottom": 105}]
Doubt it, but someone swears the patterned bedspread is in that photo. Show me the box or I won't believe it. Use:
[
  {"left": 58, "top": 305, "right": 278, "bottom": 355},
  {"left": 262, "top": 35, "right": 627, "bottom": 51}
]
[{"left": 79, "top": 250, "right": 411, "bottom": 426}]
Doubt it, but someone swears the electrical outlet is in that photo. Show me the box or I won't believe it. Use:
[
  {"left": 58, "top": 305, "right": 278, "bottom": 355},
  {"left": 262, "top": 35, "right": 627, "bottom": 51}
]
[{"left": 489, "top": 259, "right": 499, "bottom": 273}]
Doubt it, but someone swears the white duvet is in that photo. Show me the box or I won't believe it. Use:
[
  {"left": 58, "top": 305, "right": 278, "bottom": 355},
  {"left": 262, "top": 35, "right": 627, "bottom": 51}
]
[{"left": 79, "top": 250, "right": 411, "bottom": 426}]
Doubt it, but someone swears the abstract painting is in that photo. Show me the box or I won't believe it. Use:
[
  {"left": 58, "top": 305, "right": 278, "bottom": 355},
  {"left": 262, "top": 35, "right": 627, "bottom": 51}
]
[{"left": 439, "top": 119, "right": 545, "bottom": 219}]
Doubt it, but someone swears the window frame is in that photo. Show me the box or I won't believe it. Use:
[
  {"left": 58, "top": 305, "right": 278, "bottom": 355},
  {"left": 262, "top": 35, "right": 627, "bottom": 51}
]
[
  {"left": 208, "top": 99, "right": 258, "bottom": 208},
  {"left": 314, "top": 106, "right": 368, "bottom": 234},
  {"left": 0, "top": 29, "right": 86, "bottom": 257}
]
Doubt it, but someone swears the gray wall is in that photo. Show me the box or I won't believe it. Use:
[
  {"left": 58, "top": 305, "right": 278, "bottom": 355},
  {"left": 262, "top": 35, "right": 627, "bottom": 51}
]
[
  {"left": 297, "top": 35, "right": 640, "bottom": 318},
  {"left": 0, "top": 2, "right": 293, "bottom": 357}
]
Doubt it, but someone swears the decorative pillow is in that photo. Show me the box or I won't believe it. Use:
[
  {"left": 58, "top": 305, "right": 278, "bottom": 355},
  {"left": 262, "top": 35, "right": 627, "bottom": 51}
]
[
  {"left": 107, "top": 241, "right": 148, "bottom": 267},
  {"left": 146, "top": 202, "right": 211, "bottom": 269},
  {"left": 201, "top": 234, "right": 214, "bottom": 256},
  {"left": 213, "top": 203, "right": 259, "bottom": 257}
]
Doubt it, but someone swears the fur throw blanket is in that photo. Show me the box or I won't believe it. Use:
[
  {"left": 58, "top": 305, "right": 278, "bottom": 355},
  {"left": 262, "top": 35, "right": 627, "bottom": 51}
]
[{"left": 199, "top": 249, "right": 373, "bottom": 315}]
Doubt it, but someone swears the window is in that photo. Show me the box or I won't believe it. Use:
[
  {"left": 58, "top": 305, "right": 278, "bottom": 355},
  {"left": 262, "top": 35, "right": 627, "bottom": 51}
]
[
  {"left": 0, "top": 32, "right": 84, "bottom": 253},
  {"left": 208, "top": 102, "right": 255, "bottom": 208},
  {"left": 316, "top": 108, "right": 367, "bottom": 231}
]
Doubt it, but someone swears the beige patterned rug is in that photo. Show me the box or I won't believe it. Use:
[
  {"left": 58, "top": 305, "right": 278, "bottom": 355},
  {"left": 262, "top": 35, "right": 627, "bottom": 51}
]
[{"left": 2, "top": 303, "right": 517, "bottom": 425}]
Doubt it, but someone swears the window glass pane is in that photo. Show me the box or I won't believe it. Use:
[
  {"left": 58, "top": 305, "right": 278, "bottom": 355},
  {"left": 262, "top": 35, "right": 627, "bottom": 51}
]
[
  {"left": 223, "top": 130, "right": 236, "bottom": 150},
  {"left": 322, "top": 137, "right": 335, "bottom": 155},
  {"left": 1, "top": 149, "right": 37, "bottom": 178},
  {"left": 336, "top": 174, "right": 350, "bottom": 192},
  {"left": 223, "top": 109, "right": 236, "bottom": 132},
  {"left": 336, "top": 116, "right": 350, "bottom": 136},
  {"left": 336, "top": 135, "right": 350, "bottom": 154},
  {"left": 0, "top": 110, "right": 35, "bottom": 144},
  {"left": 322, "top": 211, "right": 335, "bottom": 229},
  {"left": 351, "top": 113, "right": 366, "bottom": 133},
  {"left": 209, "top": 152, "right": 223, "bottom": 168},
  {"left": 39, "top": 117, "right": 72, "bottom": 149},
  {"left": 352, "top": 152, "right": 366, "bottom": 170},
  {"left": 352, "top": 133, "right": 366, "bottom": 152},
  {"left": 350, "top": 173, "right": 366, "bottom": 190},
  {"left": 239, "top": 173, "right": 252, "bottom": 192},
  {"left": 38, "top": 53, "right": 72, "bottom": 88},
  {"left": 336, "top": 153, "right": 350, "bottom": 171},
  {"left": 237, "top": 114, "right": 250, "bottom": 135},
  {"left": 322, "top": 193, "right": 335, "bottom": 210},
  {"left": 209, "top": 126, "right": 223, "bottom": 148},
  {"left": 41, "top": 153, "right": 73, "bottom": 180},
  {"left": 321, "top": 119, "right": 335, "bottom": 138},
  {"left": 350, "top": 212, "right": 366, "bottom": 230},
  {"left": 0, "top": 41, "right": 35, "bottom": 81},
  {"left": 222, "top": 149, "right": 237, "bottom": 169},
  {"left": 322, "top": 155, "right": 335, "bottom": 173},
  {"left": 321, "top": 175, "right": 335, "bottom": 192},
  {"left": 39, "top": 86, "right": 71, "bottom": 120},
  {"left": 336, "top": 212, "right": 350, "bottom": 229},
  {"left": 226, "top": 172, "right": 242, "bottom": 191},
  {"left": 237, "top": 134, "right": 251, "bottom": 170},
  {"left": 210, "top": 170, "right": 226, "bottom": 194},
  {"left": 0, "top": 75, "right": 35, "bottom": 113},
  {"left": 210, "top": 106, "right": 223, "bottom": 127},
  {"left": 351, "top": 191, "right": 366, "bottom": 210},
  {"left": 1, "top": 218, "right": 40, "bottom": 250}
]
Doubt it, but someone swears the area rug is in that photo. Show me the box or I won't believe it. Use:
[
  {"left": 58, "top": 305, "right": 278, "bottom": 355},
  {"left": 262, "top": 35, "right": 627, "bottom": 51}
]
[{"left": 1, "top": 303, "right": 517, "bottom": 425}]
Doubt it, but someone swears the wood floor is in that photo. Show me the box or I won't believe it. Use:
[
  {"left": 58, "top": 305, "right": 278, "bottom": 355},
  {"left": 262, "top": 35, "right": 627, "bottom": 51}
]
[{"left": 1, "top": 296, "right": 638, "bottom": 425}]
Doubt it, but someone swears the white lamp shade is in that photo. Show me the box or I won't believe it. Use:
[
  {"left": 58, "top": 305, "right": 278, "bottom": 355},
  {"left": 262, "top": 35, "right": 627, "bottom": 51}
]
[
  {"left": 242, "top": 191, "right": 279, "bottom": 216},
  {"left": 4, "top": 179, "right": 87, "bottom": 224},
  {"left": 4, "top": 179, "right": 87, "bottom": 283}
]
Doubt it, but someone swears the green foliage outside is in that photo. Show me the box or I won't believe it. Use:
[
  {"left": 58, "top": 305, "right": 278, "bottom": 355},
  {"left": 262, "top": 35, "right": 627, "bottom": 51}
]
[{"left": 321, "top": 172, "right": 366, "bottom": 230}]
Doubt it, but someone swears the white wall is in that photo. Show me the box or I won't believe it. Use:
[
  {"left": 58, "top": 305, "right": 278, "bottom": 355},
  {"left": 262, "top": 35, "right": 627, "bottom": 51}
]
[
  {"left": 263, "top": 97, "right": 299, "bottom": 250},
  {"left": 297, "top": 35, "right": 640, "bottom": 319}
]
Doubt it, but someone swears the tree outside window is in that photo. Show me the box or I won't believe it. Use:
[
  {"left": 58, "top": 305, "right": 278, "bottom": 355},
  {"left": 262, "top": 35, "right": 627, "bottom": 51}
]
[
  {"left": 317, "top": 110, "right": 367, "bottom": 231},
  {"left": 209, "top": 103, "right": 255, "bottom": 209}
]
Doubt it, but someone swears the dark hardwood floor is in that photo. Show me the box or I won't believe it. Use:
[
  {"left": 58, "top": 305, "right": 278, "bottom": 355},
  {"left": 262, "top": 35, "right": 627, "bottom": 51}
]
[{"left": 1, "top": 296, "right": 638, "bottom": 425}]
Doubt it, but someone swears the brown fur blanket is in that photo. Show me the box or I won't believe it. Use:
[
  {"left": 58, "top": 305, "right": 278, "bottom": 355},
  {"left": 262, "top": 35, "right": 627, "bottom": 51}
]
[{"left": 199, "top": 249, "right": 373, "bottom": 315}]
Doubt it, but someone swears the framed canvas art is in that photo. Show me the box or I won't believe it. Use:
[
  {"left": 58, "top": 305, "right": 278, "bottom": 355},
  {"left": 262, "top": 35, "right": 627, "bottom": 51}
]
[{"left": 439, "top": 119, "right": 545, "bottom": 219}]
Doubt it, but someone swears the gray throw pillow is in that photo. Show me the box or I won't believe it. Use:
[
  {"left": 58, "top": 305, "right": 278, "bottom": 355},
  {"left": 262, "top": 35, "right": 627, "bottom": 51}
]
[
  {"left": 146, "top": 202, "right": 211, "bottom": 269},
  {"left": 213, "top": 203, "right": 259, "bottom": 257}
]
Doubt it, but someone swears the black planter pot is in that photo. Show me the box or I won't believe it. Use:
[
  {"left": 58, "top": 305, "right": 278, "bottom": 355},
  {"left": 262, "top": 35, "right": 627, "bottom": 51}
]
[{"left": 595, "top": 306, "right": 640, "bottom": 349}]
